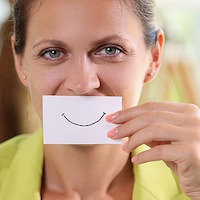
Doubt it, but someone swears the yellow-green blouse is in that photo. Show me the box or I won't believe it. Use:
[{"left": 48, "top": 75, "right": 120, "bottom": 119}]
[{"left": 0, "top": 129, "right": 191, "bottom": 200}]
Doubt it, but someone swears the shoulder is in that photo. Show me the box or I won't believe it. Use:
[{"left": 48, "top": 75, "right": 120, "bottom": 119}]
[
  {"left": 0, "top": 129, "right": 43, "bottom": 185},
  {"left": 0, "top": 134, "right": 30, "bottom": 170},
  {"left": 133, "top": 145, "right": 191, "bottom": 200},
  {"left": 0, "top": 130, "right": 41, "bottom": 161},
  {"left": 0, "top": 129, "right": 43, "bottom": 199},
  {"left": 0, "top": 134, "right": 30, "bottom": 159}
]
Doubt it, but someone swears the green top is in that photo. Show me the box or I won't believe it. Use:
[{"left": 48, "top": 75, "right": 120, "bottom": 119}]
[{"left": 0, "top": 129, "right": 191, "bottom": 200}]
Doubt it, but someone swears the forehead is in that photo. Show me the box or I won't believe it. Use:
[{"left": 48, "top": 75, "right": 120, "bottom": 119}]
[
  {"left": 30, "top": 0, "right": 135, "bottom": 24},
  {"left": 26, "top": 0, "right": 144, "bottom": 47},
  {"left": 32, "top": 0, "right": 133, "bottom": 15}
]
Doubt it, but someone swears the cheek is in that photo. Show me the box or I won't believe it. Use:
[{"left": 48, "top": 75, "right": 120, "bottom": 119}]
[
  {"left": 27, "top": 65, "right": 63, "bottom": 93},
  {"left": 122, "top": 78, "right": 144, "bottom": 109},
  {"left": 99, "top": 63, "right": 146, "bottom": 109},
  {"left": 120, "top": 75, "right": 144, "bottom": 109},
  {"left": 26, "top": 67, "right": 63, "bottom": 120}
]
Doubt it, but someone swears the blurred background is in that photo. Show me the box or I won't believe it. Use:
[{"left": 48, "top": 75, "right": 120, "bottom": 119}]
[
  {"left": 141, "top": 0, "right": 200, "bottom": 105},
  {"left": 0, "top": 0, "right": 200, "bottom": 142}
]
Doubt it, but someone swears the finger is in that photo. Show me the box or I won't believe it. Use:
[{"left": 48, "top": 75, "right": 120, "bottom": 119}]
[
  {"left": 131, "top": 144, "right": 182, "bottom": 164},
  {"left": 123, "top": 123, "right": 191, "bottom": 153},
  {"left": 106, "top": 102, "right": 200, "bottom": 124},
  {"left": 107, "top": 111, "right": 190, "bottom": 139}
]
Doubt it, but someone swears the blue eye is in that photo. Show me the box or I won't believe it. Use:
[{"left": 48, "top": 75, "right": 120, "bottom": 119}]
[
  {"left": 96, "top": 46, "right": 123, "bottom": 56},
  {"left": 41, "top": 49, "right": 64, "bottom": 60},
  {"left": 48, "top": 50, "right": 61, "bottom": 58}
]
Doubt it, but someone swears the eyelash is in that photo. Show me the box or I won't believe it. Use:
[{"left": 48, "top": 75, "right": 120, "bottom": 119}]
[
  {"left": 39, "top": 48, "right": 66, "bottom": 61},
  {"left": 39, "top": 45, "right": 126, "bottom": 62},
  {"left": 95, "top": 45, "right": 126, "bottom": 57}
]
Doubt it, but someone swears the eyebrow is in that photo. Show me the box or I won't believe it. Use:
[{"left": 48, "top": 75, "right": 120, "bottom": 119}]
[
  {"left": 33, "top": 39, "right": 68, "bottom": 49},
  {"left": 32, "top": 34, "right": 131, "bottom": 49},
  {"left": 91, "top": 35, "right": 130, "bottom": 47}
]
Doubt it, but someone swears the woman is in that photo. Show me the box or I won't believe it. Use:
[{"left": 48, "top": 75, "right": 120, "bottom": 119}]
[{"left": 0, "top": 0, "right": 200, "bottom": 199}]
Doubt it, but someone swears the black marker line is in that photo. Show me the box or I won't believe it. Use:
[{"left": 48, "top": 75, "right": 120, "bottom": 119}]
[{"left": 62, "top": 112, "right": 106, "bottom": 127}]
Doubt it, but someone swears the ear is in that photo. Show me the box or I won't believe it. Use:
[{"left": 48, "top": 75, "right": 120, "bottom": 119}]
[
  {"left": 11, "top": 35, "right": 29, "bottom": 87},
  {"left": 144, "top": 29, "right": 165, "bottom": 83}
]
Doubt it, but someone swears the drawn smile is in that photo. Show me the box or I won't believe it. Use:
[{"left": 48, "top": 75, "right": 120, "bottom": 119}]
[{"left": 62, "top": 112, "right": 106, "bottom": 127}]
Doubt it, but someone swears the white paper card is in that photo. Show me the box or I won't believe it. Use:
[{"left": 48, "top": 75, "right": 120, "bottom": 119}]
[{"left": 43, "top": 96, "right": 122, "bottom": 144}]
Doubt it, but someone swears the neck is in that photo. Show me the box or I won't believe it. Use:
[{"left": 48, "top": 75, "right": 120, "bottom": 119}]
[{"left": 43, "top": 144, "right": 133, "bottom": 199}]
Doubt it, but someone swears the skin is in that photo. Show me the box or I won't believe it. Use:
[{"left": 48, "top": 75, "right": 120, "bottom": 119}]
[
  {"left": 107, "top": 102, "right": 200, "bottom": 199},
  {"left": 11, "top": 0, "right": 200, "bottom": 199}
]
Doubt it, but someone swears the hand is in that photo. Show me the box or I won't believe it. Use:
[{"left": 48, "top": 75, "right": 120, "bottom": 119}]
[{"left": 106, "top": 102, "right": 200, "bottom": 199}]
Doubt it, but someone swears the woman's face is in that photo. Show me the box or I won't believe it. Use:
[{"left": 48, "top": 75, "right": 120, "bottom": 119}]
[{"left": 14, "top": 0, "right": 160, "bottom": 120}]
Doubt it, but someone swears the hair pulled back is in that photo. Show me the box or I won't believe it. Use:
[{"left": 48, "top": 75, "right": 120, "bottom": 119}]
[{"left": 10, "top": 0, "right": 157, "bottom": 55}]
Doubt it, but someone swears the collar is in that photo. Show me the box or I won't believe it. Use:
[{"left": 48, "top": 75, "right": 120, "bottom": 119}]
[
  {"left": 0, "top": 130, "right": 189, "bottom": 200},
  {"left": 132, "top": 145, "right": 188, "bottom": 199}
]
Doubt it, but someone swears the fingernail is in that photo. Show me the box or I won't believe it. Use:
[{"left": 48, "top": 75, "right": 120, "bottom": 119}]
[
  {"left": 107, "top": 127, "right": 118, "bottom": 138},
  {"left": 131, "top": 156, "right": 138, "bottom": 163},
  {"left": 122, "top": 142, "right": 129, "bottom": 152},
  {"left": 106, "top": 112, "right": 119, "bottom": 122}
]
